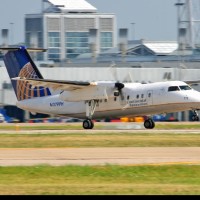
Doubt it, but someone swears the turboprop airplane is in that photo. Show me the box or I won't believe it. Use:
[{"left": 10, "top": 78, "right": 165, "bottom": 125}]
[{"left": 1, "top": 46, "right": 200, "bottom": 129}]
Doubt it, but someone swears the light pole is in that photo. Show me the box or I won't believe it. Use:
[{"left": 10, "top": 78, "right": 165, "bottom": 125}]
[
  {"left": 131, "top": 22, "right": 135, "bottom": 40},
  {"left": 10, "top": 22, "right": 14, "bottom": 45}
]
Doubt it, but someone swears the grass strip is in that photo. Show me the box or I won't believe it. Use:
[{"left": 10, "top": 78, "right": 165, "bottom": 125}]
[
  {"left": 0, "top": 133, "right": 200, "bottom": 148},
  {"left": 0, "top": 165, "right": 200, "bottom": 195}
]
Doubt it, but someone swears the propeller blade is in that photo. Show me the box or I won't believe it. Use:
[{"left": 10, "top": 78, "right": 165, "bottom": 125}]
[
  {"left": 123, "top": 72, "right": 134, "bottom": 83},
  {"left": 108, "top": 62, "right": 118, "bottom": 81}
]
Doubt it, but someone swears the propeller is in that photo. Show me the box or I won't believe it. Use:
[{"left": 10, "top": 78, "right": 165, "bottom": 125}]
[
  {"left": 114, "top": 82, "right": 126, "bottom": 108},
  {"left": 114, "top": 82, "right": 125, "bottom": 96},
  {"left": 108, "top": 62, "right": 126, "bottom": 103},
  {"left": 108, "top": 62, "right": 134, "bottom": 83}
]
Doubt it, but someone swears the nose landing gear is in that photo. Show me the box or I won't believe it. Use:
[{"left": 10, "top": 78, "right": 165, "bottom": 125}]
[{"left": 191, "top": 110, "right": 199, "bottom": 121}]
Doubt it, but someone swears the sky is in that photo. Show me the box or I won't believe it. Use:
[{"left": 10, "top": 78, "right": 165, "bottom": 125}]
[{"left": 0, "top": 0, "right": 177, "bottom": 45}]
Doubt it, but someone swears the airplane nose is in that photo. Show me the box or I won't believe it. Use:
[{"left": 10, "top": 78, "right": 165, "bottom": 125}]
[{"left": 188, "top": 91, "right": 200, "bottom": 109}]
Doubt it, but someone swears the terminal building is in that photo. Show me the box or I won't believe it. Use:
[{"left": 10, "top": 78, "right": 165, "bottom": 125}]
[
  {"left": 0, "top": 0, "right": 200, "bottom": 122},
  {"left": 25, "top": 0, "right": 116, "bottom": 62}
]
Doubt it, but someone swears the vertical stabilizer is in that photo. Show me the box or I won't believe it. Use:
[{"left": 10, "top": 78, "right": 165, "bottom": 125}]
[{"left": 3, "top": 46, "right": 51, "bottom": 101}]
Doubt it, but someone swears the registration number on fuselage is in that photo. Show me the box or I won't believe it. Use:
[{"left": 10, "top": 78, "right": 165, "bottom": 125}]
[{"left": 50, "top": 102, "right": 64, "bottom": 107}]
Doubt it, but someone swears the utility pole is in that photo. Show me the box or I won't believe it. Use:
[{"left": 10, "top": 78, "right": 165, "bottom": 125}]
[
  {"left": 131, "top": 22, "right": 135, "bottom": 40},
  {"left": 10, "top": 22, "right": 14, "bottom": 45}
]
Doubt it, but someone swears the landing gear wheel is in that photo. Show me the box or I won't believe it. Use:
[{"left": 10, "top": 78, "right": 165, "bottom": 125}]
[
  {"left": 192, "top": 115, "right": 199, "bottom": 121},
  {"left": 191, "top": 110, "right": 199, "bottom": 121},
  {"left": 83, "top": 119, "right": 94, "bottom": 129},
  {"left": 144, "top": 118, "right": 155, "bottom": 129}
]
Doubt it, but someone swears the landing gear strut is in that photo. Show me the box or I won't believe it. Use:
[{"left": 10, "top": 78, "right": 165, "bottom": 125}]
[
  {"left": 83, "top": 100, "right": 98, "bottom": 130},
  {"left": 144, "top": 118, "right": 155, "bottom": 129},
  {"left": 191, "top": 110, "right": 199, "bottom": 121}
]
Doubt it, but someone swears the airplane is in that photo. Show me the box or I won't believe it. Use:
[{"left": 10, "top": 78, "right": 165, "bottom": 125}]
[{"left": 1, "top": 46, "right": 200, "bottom": 129}]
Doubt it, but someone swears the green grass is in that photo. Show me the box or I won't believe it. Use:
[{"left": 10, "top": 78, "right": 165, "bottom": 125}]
[
  {"left": 0, "top": 133, "right": 200, "bottom": 148},
  {"left": 155, "top": 123, "right": 200, "bottom": 129},
  {"left": 0, "top": 122, "right": 200, "bottom": 194},
  {"left": 0, "top": 165, "right": 200, "bottom": 195}
]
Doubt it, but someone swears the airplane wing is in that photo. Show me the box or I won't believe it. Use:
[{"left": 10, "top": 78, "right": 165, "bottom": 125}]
[{"left": 11, "top": 77, "right": 97, "bottom": 91}]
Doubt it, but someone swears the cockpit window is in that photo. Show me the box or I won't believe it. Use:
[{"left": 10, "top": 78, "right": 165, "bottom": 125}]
[
  {"left": 179, "top": 85, "right": 192, "bottom": 90},
  {"left": 168, "top": 86, "right": 180, "bottom": 92}
]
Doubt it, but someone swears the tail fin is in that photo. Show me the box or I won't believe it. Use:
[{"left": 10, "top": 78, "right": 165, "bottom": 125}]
[{"left": 3, "top": 46, "right": 51, "bottom": 101}]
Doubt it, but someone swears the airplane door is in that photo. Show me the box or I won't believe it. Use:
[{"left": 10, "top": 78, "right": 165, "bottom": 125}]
[
  {"left": 147, "top": 90, "right": 153, "bottom": 105},
  {"left": 120, "top": 91, "right": 127, "bottom": 106}
]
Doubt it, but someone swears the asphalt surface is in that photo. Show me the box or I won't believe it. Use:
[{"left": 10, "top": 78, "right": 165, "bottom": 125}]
[{"left": 0, "top": 147, "right": 200, "bottom": 166}]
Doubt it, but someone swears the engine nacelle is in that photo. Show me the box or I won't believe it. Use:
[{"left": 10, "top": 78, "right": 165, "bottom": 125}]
[{"left": 59, "top": 86, "right": 108, "bottom": 102}]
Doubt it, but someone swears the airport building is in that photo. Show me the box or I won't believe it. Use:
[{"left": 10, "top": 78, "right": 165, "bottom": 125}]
[{"left": 25, "top": 0, "right": 116, "bottom": 62}]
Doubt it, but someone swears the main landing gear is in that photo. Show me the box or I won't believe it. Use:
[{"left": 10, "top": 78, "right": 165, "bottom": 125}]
[
  {"left": 191, "top": 110, "right": 199, "bottom": 121},
  {"left": 83, "top": 119, "right": 94, "bottom": 129},
  {"left": 82, "top": 100, "right": 98, "bottom": 130},
  {"left": 144, "top": 118, "right": 155, "bottom": 129}
]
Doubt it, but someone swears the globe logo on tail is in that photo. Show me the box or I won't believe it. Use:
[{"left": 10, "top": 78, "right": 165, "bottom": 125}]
[{"left": 16, "top": 62, "right": 51, "bottom": 100}]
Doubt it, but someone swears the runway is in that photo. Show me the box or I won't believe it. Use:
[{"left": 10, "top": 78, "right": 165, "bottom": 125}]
[
  {"left": 0, "top": 123, "right": 200, "bottom": 166},
  {"left": 0, "top": 147, "right": 200, "bottom": 166}
]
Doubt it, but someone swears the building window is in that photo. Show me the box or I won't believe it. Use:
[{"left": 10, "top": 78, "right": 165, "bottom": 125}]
[
  {"left": 37, "top": 32, "right": 43, "bottom": 61},
  {"left": 48, "top": 32, "right": 60, "bottom": 48},
  {"left": 48, "top": 32, "right": 61, "bottom": 62},
  {"left": 100, "top": 32, "right": 113, "bottom": 52},
  {"left": 37, "top": 32, "right": 43, "bottom": 48},
  {"left": 65, "top": 32, "right": 90, "bottom": 59},
  {"left": 26, "top": 32, "right": 31, "bottom": 47}
]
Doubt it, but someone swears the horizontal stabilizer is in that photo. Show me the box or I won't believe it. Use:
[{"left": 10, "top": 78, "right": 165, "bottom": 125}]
[{"left": 0, "top": 46, "right": 47, "bottom": 52}]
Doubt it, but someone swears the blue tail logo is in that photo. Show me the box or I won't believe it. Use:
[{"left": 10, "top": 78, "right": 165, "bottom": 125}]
[{"left": 3, "top": 47, "right": 51, "bottom": 101}]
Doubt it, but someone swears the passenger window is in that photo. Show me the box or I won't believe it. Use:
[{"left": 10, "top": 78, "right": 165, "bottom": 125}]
[{"left": 168, "top": 86, "right": 180, "bottom": 92}]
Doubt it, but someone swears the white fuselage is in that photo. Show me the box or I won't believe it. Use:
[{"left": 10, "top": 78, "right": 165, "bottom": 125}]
[{"left": 16, "top": 81, "right": 200, "bottom": 119}]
